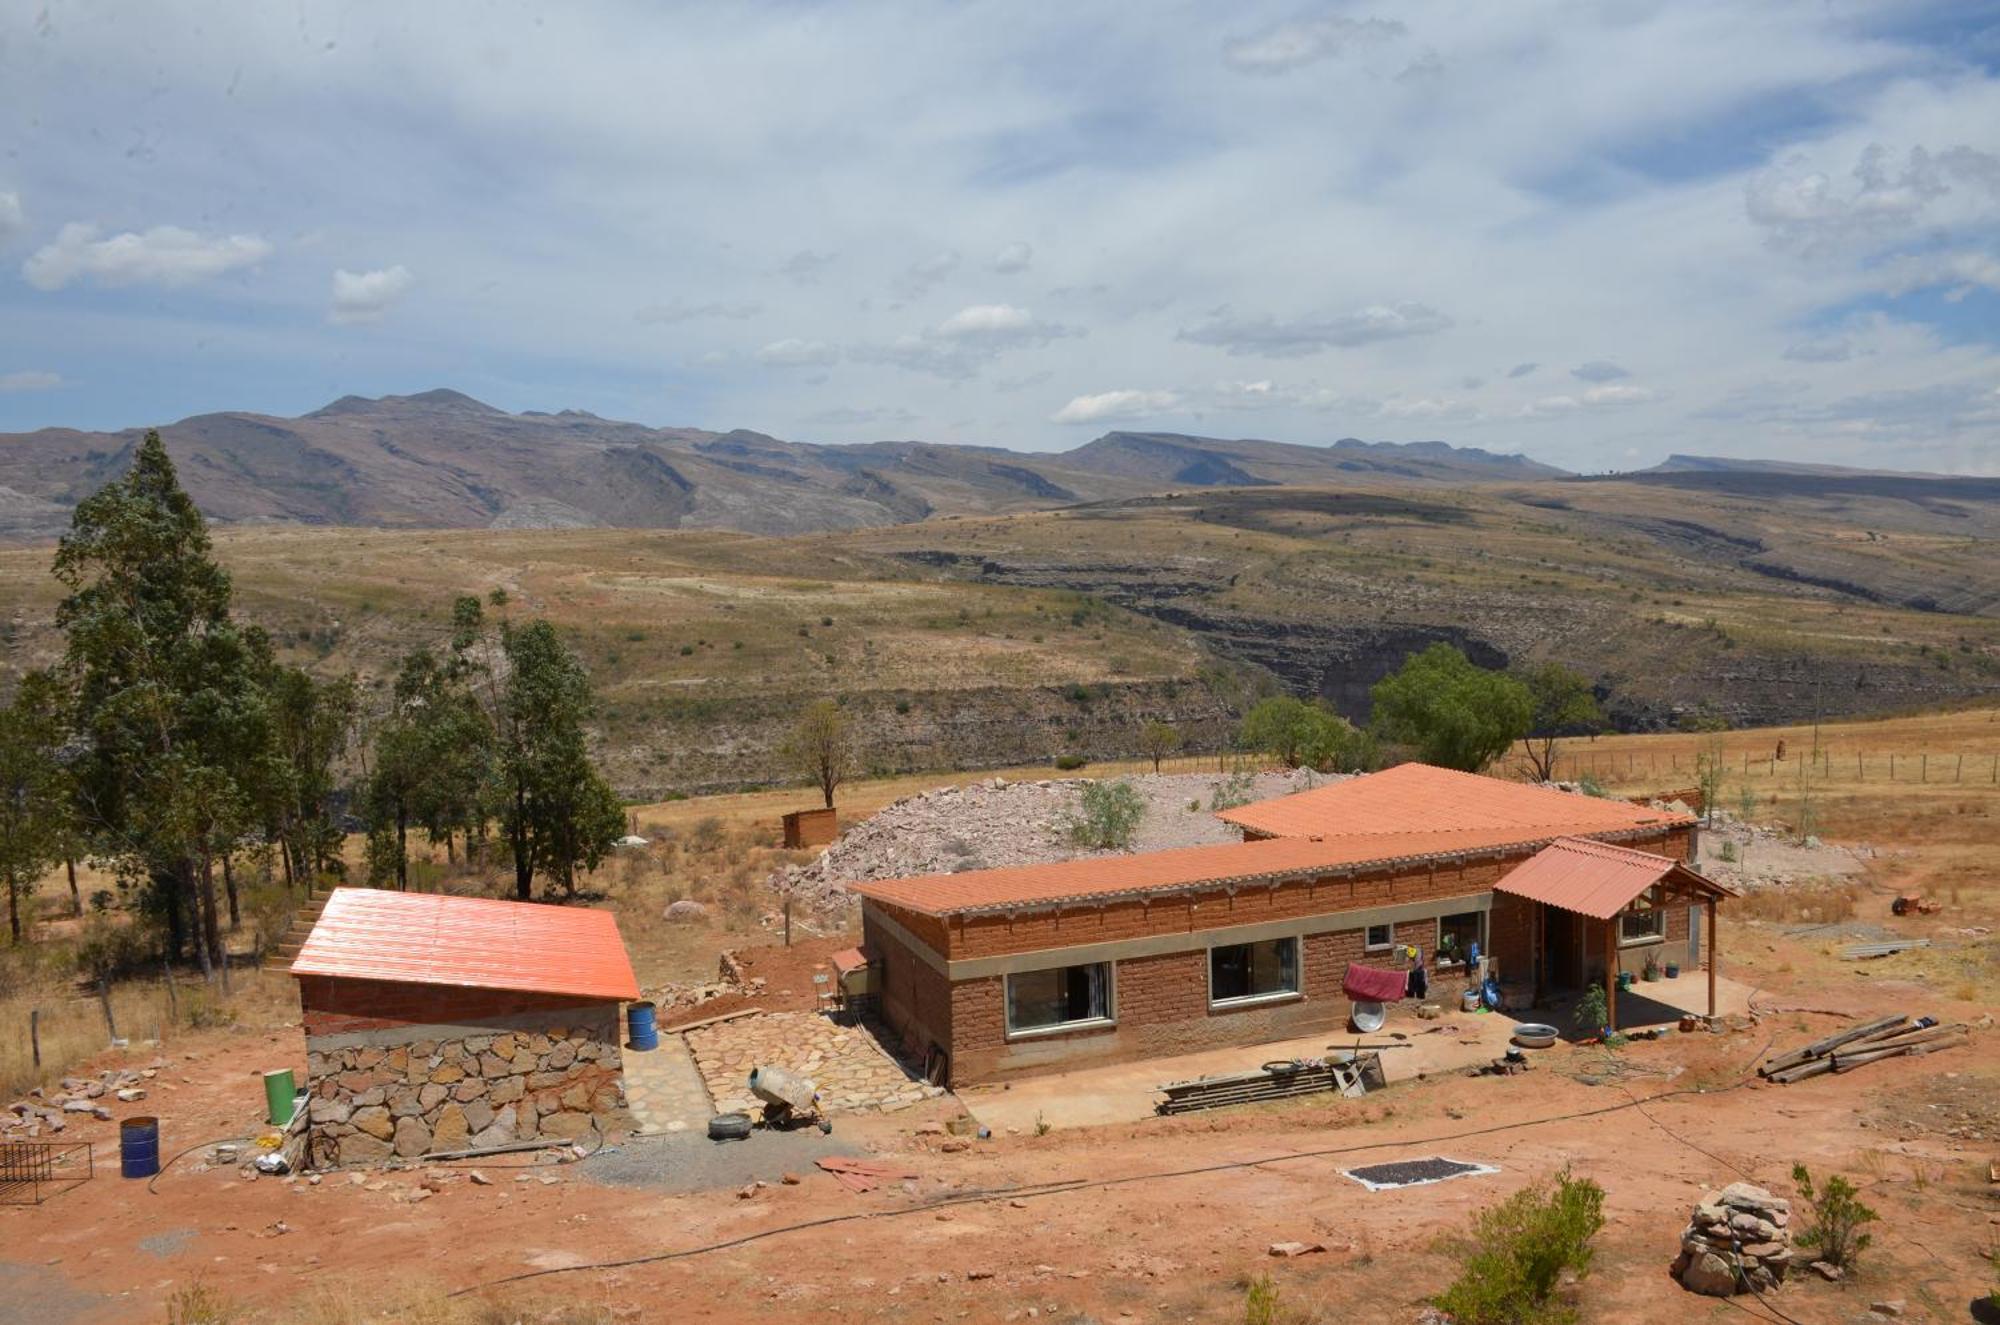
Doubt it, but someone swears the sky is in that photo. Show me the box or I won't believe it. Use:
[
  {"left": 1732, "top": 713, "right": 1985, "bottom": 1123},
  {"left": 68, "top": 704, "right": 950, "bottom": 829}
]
[{"left": 3, "top": 0, "right": 1999, "bottom": 474}]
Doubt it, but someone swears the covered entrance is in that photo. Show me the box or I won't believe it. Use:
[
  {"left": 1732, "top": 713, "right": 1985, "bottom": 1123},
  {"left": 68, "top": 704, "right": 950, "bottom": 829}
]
[{"left": 1497, "top": 836, "right": 1738, "bottom": 1032}]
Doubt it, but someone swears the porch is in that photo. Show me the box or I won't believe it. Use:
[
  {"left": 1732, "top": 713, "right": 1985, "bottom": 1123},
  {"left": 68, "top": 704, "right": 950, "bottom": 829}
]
[{"left": 1494, "top": 835, "right": 1740, "bottom": 1033}]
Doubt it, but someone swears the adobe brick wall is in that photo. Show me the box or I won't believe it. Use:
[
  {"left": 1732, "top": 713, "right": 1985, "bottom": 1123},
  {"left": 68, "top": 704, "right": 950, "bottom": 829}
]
[
  {"left": 863, "top": 909, "right": 953, "bottom": 1067},
  {"left": 298, "top": 976, "right": 625, "bottom": 1167}
]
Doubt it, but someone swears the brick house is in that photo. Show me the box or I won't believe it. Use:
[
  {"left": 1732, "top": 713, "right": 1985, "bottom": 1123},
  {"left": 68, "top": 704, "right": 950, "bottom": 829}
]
[
  {"left": 290, "top": 888, "right": 640, "bottom": 1166},
  {"left": 853, "top": 764, "right": 1733, "bottom": 1087}
]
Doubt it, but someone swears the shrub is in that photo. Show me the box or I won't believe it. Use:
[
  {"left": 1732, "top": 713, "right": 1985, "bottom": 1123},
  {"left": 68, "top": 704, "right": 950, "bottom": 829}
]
[
  {"left": 165, "top": 1280, "right": 243, "bottom": 1324},
  {"left": 1576, "top": 773, "right": 1609, "bottom": 798},
  {"left": 1791, "top": 1163, "right": 1876, "bottom": 1271},
  {"left": 1063, "top": 780, "right": 1144, "bottom": 850},
  {"left": 1053, "top": 753, "right": 1088, "bottom": 771},
  {"left": 1244, "top": 1274, "right": 1280, "bottom": 1325},
  {"left": 1432, "top": 1168, "right": 1606, "bottom": 1325},
  {"left": 1209, "top": 771, "right": 1256, "bottom": 812},
  {"left": 1718, "top": 840, "right": 1738, "bottom": 863},
  {"left": 1574, "top": 982, "right": 1608, "bottom": 1034}
]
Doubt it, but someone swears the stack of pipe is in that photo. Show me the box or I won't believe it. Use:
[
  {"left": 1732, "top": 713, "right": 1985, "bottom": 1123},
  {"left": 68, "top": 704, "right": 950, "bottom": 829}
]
[{"left": 1758, "top": 1014, "right": 1967, "bottom": 1083}]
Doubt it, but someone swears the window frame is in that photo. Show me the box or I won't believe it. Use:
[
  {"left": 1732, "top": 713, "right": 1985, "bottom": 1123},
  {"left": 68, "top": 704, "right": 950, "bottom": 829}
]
[
  {"left": 1207, "top": 935, "right": 1303, "bottom": 1010},
  {"left": 1618, "top": 907, "right": 1667, "bottom": 946},
  {"left": 1363, "top": 922, "right": 1394, "bottom": 952},
  {"left": 1434, "top": 911, "right": 1486, "bottom": 969},
  {"left": 1002, "top": 961, "right": 1116, "bottom": 1040}
]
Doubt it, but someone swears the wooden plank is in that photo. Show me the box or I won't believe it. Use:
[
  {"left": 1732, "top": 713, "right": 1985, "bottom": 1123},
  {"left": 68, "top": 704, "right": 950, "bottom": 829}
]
[{"left": 1759, "top": 1014, "right": 1909, "bottom": 1075}]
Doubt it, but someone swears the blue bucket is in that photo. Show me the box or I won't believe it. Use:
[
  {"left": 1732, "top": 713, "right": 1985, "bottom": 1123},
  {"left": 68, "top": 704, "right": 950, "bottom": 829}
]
[
  {"left": 120, "top": 1116, "right": 160, "bottom": 1179},
  {"left": 626, "top": 1000, "right": 659, "bottom": 1051}
]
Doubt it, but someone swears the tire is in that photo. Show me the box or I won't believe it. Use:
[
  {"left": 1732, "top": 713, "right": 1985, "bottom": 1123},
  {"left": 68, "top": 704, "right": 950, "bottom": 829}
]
[{"left": 707, "top": 1112, "right": 753, "bottom": 1141}]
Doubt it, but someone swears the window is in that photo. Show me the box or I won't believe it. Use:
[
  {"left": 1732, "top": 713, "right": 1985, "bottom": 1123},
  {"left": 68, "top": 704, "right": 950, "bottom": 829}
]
[
  {"left": 1364, "top": 923, "right": 1394, "bottom": 952},
  {"left": 1620, "top": 909, "right": 1666, "bottom": 944},
  {"left": 1005, "top": 963, "right": 1112, "bottom": 1036},
  {"left": 1437, "top": 912, "right": 1484, "bottom": 967},
  {"left": 1209, "top": 937, "right": 1300, "bottom": 1006}
]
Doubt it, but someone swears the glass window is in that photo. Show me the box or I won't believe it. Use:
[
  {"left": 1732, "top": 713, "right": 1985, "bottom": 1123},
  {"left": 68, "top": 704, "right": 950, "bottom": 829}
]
[
  {"left": 1210, "top": 937, "right": 1300, "bottom": 1005},
  {"left": 1620, "top": 909, "right": 1666, "bottom": 943},
  {"left": 1364, "top": 923, "right": 1393, "bottom": 951},
  {"left": 1437, "top": 912, "right": 1483, "bottom": 966},
  {"left": 1005, "top": 963, "right": 1112, "bottom": 1034}
]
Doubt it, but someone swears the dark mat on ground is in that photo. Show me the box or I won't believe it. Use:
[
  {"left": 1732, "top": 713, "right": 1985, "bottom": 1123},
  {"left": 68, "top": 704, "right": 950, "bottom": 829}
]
[
  {"left": 1341, "top": 1157, "right": 1494, "bottom": 1190},
  {"left": 581, "top": 1127, "right": 860, "bottom": 1196}
]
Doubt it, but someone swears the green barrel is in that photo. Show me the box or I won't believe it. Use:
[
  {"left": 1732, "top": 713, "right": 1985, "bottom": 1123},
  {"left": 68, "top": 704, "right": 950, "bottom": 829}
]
[{"left": 263, "top": 1068, "right": 297, "bottom": 1125}]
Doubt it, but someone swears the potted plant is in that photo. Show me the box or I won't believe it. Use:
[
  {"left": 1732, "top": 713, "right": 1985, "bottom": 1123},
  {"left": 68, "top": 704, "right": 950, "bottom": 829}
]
[
  {"left": 1643, "top": 953, "right": 1662, "bottom": 983},
  {"left": 1664, "top": 960, "right": 1680, "bottom": 979}
]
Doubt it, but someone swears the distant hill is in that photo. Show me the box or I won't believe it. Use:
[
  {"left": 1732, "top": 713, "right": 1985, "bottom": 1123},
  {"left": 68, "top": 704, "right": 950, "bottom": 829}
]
[
  {"left": 0, "top": 392, "right": 1567, "bottom": 538},
  {"left": 1584, "top": 454, "right": 2000, "bottom": 504},
  {"left": 1062, "top": 431, "right": 1567, "bottom": 487}
]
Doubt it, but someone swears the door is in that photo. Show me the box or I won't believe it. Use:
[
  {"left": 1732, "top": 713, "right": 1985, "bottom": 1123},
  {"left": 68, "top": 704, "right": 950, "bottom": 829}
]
[{"left": 1543, "top": 905, "right": 1583, "bottom": 988}]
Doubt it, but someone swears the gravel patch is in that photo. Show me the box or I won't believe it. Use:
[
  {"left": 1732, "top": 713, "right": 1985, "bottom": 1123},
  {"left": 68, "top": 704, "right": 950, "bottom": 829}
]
[
  {"left": 582, "top": 1129, "right": 859, "bottom": 1196},
  {"left": 777, "top": 768, "right": 1331, "bottom": 916}
]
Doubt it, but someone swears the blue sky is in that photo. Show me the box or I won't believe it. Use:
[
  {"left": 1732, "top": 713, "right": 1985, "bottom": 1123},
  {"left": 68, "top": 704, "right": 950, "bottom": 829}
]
[{"left": 2, "top": 0, "right": 1997, "bottom": 473}]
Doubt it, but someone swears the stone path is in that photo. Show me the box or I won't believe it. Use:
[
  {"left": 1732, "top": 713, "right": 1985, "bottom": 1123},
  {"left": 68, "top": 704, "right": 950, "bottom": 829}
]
[
  {"left": 686, "top": 1011, "right": 945, "bottom": 1116},
  {"left": 621, "top": 1034, "right": 715, "bottom": 1136}
]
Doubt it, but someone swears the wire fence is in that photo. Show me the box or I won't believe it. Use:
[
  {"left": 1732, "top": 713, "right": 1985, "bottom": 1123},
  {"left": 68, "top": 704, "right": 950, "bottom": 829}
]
[{"left": 1522, "top": 745, "right": 2000, "bottom": 787}]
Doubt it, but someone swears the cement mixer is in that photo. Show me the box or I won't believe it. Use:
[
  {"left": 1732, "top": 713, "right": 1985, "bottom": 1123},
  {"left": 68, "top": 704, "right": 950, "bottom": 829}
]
[{"left": 748, "top": 1065, "right": 832, "bottom": 1133}]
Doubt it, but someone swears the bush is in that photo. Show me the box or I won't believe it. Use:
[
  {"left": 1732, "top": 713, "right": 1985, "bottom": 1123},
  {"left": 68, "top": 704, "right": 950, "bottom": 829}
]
[
  {"left": 1209, "top": 771, "right": 1256, "bottom": 811},
  {"left": 1053, "top": 754, "right": 1089, "bottom": 771},
  {"left": 1243, "top": 1274, "right": 1280, "bottom": 1325},
  {"left": 1063, "top": 780, "right": 1145, "bottom": 850},
  {"left": 1574, "top": 982, "right": 1608, "bottom": 1034},
  {"left": 1433, "top": 1168, "right": 1606, "bottom": 1325},
  {"left": 1791, "top": 1163, "right": 1876, "bottom": 1270}
]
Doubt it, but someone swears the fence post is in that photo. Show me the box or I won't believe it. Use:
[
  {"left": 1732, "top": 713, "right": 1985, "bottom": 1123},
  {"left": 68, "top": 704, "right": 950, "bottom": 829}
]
[
  {"left": 30, "top": 1007, "right": 40, "bottom": 1068},
  {"left": 163, "top": 960, "right": 179, "bottom": 1026}
]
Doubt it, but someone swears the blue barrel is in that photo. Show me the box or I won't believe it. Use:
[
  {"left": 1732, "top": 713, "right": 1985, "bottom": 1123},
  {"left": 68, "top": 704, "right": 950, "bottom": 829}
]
[
  {"left": 626, "top": 1000, "right": 659, "bottom": 1051},
  {"left": 120, "top": 1116, "right": 160, "bottom": 1179}
]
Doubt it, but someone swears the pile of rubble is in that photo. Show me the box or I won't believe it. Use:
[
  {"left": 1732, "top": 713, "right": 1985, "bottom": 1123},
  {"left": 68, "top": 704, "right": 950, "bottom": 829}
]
[
  {"left": 772, "top": 768, "right": 1322, "bottom": 917},
  {"left": 1672, "top": 1182, "right": 1792, "bottom": 1297},
  {"left": 4, "top": 1065, "right": 156, "bottom": 1138}
]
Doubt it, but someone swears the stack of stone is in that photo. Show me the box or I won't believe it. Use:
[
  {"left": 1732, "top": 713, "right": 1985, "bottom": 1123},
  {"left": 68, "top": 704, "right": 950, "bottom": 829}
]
[{"left": 1672, "top": 1182, "right": 1793, "bottom": 1297}]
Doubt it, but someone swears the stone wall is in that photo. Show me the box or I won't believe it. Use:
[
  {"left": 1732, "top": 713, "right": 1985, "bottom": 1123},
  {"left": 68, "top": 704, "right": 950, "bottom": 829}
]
[{"left": 302, "top": 995, "right": 624, "bottom": 1168}]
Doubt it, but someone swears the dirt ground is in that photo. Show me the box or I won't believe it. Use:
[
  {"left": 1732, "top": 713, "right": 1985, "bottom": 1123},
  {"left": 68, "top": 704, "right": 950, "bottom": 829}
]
[{"left": 7, "top": 708, "right": 2000, "bottom": 1324}]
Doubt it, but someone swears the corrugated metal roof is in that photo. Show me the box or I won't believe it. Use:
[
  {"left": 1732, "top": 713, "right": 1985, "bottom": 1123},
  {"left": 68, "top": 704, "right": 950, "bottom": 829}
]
[
  {"left": 1217, "top": 763, "right": 1684, "bottom": 841},
  {"left": 849, "top": 822, "right": 1672, "bottom": 918},
  {"left": 290, "top": 887, "right": 640, "bottom": 1001},
  {"left": 1492, "top": 835, "right": 1736, "bottom": 920}
]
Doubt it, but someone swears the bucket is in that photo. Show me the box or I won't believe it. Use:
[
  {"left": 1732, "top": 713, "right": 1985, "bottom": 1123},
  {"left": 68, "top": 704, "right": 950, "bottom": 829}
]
[
  {"left": 627, "top": 1000, "right": 659, "bottom": 1051},
  {"left": 120, "top": 1116, "right": 160, "bottom": 1179},
  {"left": 263, "top": 1068, "right": 297, "bottom": 1126},
  {"left": 1460, "top": 989, "right": 1481, "bottom": 1012}
]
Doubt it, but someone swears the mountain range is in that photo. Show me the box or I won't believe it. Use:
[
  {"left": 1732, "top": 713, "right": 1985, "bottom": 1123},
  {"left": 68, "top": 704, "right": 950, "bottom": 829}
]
[{"left": 0, "top": 389, "right": 1984, "bottom": 537}]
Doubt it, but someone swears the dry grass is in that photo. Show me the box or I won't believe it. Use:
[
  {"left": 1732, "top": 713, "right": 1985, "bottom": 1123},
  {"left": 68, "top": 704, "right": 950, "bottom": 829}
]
[{"left": 1731, "top": 881, "right": 1863, "bottom": 925}]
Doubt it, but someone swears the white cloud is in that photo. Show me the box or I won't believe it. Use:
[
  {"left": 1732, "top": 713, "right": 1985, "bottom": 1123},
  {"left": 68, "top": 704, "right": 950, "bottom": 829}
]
[
  {"left": 1875, "top": 249, "right": 2000, "bottom": 299},
  {"left": 755, "top": 338, "right": 838, "bottom": 367},
  {"left": 778, "top": 249, "right": 836, "bottom": 284},
  {"left": 854, "top": 304, "right": 1074, "bottom": 380},
  {"left": 1209, "top": 379, "right": 1344, "bottom": 411},
  {"left": 1524, "top": 384, "right": 1660, "bottom": 415},
  {"left": 894, "top": 249, "right": 959, "bottom": 298},
  {"left": 1570, "top": 360, "right": 1630, "bottom": 382},
  {"left": 1223, "top": 15, "right": 1405, "bottom": 75},
  {"left": 0, "top": 191, "right": 23, "bottom": 244},
  {"left": 1746, "top": 144, "right": 2000, "bottom": 255},
  {"left": 23, "top": 222, "right": 271, "bottom": 290},
  {"left": 988, "top": 241, "right": 1033, "bottom": 274},
  {"left": 1782, "top": 336, "right": 1856, "bottom": 363},
  {"left": 0, "top": 369, "right": 62, "bottom": 392},
  {"left": 329, "top": 265, "right": 415, "bottom": 325},
  {"left": 634, "top": 298, "right": 761, "bottom": 325},
  {"left": 1180, "top": 302, "right": 1453, "bottom": 357},
  {"left": 1051, "top": 389, "right": 1182, "bottom": 424}
]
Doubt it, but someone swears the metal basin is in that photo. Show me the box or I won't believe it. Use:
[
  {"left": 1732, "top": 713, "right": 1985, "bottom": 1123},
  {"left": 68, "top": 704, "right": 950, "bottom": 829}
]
[{"left": 1511, "top": 1023, "right": 1560, "bottom": 1049}]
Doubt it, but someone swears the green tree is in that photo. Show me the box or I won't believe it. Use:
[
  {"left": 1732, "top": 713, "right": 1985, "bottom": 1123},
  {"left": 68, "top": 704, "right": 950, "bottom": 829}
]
[
  {"left": 1433, "top": 1169, "right": 1606, "bottom": 1325},
  {"left": 1239, "top": 696, "right": 1374, "bottom": 772},
  {"left": 491, "top": 618, "right": 621, "bottom": 900},
  {"left": 53, "top": 430, "right": 270, "bottom": 977},
  {"left": 1369, "top": 643, "right": 1532, "bottom": 772},
  {"left": 783, "top": 699, "right": 854, "bottom": 810},
  {"left": 0, "top": 671, "right": 69, "bottom": 943},
  {"left": 259, "top": 660, "right": 356, "bottom": 886},
  {"left": 1520, "top": 663, "right": 1605, "bottom": 782},
  {"left": 1063, "top": 780, "right": 1145, "bottom": 850},
  {"left": 1137, "top": 719, "right": 1180, "bottom": 773}
]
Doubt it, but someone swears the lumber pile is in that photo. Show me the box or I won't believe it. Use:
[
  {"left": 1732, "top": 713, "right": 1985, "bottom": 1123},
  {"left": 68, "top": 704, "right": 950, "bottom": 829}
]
[
  {"left": 1156, "top": 1054, "right": 1380, "bottom": 1115},
  {"left": 1757, "top": 1014, "right": 1966, "bottom": 1083}
]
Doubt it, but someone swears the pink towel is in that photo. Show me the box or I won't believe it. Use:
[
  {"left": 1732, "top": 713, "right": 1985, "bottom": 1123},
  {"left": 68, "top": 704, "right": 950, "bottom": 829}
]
[{"left": 1342, "top": 963, "right": 1407, "bottom": 1003}]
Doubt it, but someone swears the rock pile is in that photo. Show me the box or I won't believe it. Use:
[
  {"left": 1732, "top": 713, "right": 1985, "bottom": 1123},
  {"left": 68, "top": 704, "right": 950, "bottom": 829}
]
[
  {"left": 772, "top": 768, "right": 1323, "bottom": 918},
  {"left": 4, "top": 1065, "right": 156, "bottom": 1137},
  {"left": 1672, "top": 1182, "right": 1792, "bottom": 1296}
]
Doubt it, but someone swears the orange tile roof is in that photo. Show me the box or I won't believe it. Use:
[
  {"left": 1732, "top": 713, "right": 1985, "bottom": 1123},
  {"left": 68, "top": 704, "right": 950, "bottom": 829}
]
[
  {"left": 290, "top": 887, "right": 640, "bottom": 1001},
  {"left": 1492, "top": 836, "right": 1737, "bottom": 920},
  {"left": 1216, "top": 762, "right": 1683, "bottom": 841},
  {"left": 850, "top": 823, "right": 1673, "bottom": 919}
]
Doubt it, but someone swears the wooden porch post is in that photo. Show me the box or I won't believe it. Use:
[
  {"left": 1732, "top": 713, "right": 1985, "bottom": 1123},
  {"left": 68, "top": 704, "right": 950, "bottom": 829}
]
[
  {"left": 1706, "top": 898, "right": 1718, "bottom": 1018},
  {"left": 1604, "top": 917, "right": 1618, "bottom": 1033}
]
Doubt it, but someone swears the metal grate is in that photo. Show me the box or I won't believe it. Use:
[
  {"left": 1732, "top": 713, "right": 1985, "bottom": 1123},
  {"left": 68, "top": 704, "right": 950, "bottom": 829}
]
[
  {"left": 0, "top": 1140, "right": 94, "bottom": 1205},
  {"left": 1341, "top": 1156, "right": 1495, "bottom": 1191}
]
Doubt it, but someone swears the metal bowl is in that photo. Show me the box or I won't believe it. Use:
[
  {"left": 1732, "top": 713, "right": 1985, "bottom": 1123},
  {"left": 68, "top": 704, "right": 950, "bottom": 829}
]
[
  {"left": 1511, "top": 1023, "right": 1560, "bottom": 1049},
  {"left": 1350, "top": 1001, "right": 1387, "bottom": 1033}
]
